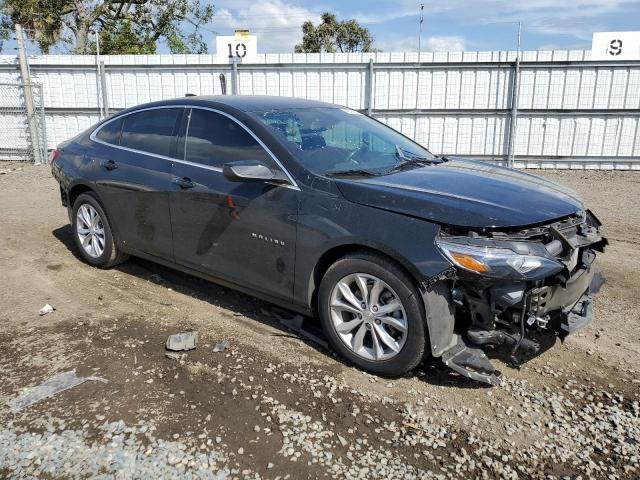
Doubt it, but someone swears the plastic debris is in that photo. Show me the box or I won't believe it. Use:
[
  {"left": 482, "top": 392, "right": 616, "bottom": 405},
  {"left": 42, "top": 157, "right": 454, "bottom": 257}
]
[
  {"left": 7, "top": 370, "right": 107, "bottom": 412},
  {"left": 39, "top": 304, "right": 55, "bottom": 316},
  {"left": 166, "top": 331, "right": 198, "bottom": 351},
  {"left": 165, "top": 352, "right": 186, "bottom": 361},
  {"left": 212, "top": 340, "right": 230, "bottom": 353}
]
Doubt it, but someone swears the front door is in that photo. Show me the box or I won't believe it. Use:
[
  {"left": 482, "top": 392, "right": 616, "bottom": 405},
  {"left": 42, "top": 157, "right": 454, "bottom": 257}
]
[
  {"left": 169, "top": 107, "right": 298, "bottom": 302},
  {"left": 90, "top": 107, "right": 182, "bottom": 259}
]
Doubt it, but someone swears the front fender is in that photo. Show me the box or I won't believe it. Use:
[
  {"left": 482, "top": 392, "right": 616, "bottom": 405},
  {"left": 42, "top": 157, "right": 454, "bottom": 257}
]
[{"left": 294, "top": 192, "right": 453, "bottom": 309}]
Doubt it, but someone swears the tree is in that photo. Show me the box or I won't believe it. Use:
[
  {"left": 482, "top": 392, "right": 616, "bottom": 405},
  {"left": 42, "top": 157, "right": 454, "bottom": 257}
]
[
  {"left": 0, "top": 0, "right": 214, "bottom": 54},
  {"left": 294, "top": 13, "right": 374, "bottom": 53}
]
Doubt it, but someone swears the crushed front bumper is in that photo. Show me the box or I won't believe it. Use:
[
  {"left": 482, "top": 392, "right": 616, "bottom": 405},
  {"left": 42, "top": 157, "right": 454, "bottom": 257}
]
[
  {"left": 530, "top": 262, "right": 604, "bottom": 337},
  {"left": 422, "top": 211, "right": 607, "bottom": 386},
  {"left": 423, "top": 263, "right": 604, "bottom": 387}
]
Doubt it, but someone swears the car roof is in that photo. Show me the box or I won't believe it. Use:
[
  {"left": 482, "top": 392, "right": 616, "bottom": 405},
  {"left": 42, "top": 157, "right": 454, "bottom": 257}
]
[
  {"left": 147, "top": 95, "right": 340, "bottom": 112},
  {"left": 126, "top": 95, "right": 340, "bottom": 113}
]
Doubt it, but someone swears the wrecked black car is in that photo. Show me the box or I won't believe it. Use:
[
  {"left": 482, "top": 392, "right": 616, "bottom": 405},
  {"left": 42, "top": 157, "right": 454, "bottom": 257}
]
[{"left": 51, "top": 96, "right": 606, "bottom": 385}]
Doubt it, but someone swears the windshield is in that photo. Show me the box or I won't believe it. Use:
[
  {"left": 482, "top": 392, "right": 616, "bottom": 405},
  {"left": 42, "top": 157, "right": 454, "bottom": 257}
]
[{"left": 252, "top": 107, "right": 439, "bottom": 176}]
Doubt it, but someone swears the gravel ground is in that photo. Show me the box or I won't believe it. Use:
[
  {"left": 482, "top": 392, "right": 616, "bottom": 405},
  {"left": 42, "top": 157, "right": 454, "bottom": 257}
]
[{"left": 0, "top": 163, "right": 638, "bottom": 479}]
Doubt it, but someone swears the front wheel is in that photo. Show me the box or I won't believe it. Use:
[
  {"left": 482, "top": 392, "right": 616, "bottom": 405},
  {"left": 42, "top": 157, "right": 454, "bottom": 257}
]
[
  {"left": 318, "top": 252, "right": 427, "bottom": 377},
  {"left": 71, "top": 192, "right": 128, "bottom": 268}
]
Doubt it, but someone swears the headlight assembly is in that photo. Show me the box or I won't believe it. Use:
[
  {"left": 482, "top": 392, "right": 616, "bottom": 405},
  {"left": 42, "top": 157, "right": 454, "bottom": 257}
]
[{"left": 436, "top": 238, "right": 563, "bottom": 280}]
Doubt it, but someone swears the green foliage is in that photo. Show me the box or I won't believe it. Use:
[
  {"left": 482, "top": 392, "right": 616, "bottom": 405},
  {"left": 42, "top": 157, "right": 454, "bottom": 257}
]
[
  {"left": 294, "top": 12, "right": 375, "bottom": 53},
  {"left": 0, "top": 0, "right": 214, "bottom": 54}
]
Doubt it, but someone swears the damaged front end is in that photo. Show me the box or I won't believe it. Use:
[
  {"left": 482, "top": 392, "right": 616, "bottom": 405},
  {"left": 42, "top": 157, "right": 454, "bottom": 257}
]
[{"left": 423, "top": 210, "right": 607, "bottom": 386}]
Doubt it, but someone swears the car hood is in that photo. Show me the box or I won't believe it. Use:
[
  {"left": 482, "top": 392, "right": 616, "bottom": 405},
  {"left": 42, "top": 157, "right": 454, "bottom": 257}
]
[{"left": 334, "top": 159, "right": 584, "bottom": 229}]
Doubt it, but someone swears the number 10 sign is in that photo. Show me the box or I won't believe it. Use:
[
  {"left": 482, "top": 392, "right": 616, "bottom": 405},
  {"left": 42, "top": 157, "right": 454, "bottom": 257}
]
[{"left": 216, "top": 31, "right": 258, "bottom": 64}]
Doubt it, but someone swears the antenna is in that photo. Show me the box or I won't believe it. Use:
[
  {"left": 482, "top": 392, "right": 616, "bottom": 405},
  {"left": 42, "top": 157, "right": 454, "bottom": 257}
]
[{"left": 418, "top": 4, "right": 424, "bottom": 56}]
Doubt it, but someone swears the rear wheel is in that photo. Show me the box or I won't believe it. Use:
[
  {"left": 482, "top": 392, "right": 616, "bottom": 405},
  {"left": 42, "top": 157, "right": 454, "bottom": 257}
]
[
  {"left": 318, "top": 252, "right": 426, "bottom": 377},
  {"left": 71, "top": 192, "right": 128, "bottom": 268}
]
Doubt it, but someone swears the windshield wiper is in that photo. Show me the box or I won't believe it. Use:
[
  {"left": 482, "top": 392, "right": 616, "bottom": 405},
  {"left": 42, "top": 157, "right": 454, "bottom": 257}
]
[
  {"left": 325, "top": 168, "right": 379, "bottom": 178},
  {"left": 395, "top": 144, "right": 429, "bottom": 161},
  {"left": 390, "top": 145, "right": 442, "bottom": 172}
]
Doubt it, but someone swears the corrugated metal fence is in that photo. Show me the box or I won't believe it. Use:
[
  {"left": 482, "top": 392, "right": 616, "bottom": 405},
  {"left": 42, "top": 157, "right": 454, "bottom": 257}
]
[{"left": 1, "top": 49, "right": 639, "bottom": 169}]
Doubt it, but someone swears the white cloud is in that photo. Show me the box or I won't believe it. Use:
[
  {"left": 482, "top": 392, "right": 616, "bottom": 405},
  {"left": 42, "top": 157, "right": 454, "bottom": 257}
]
[
  {"left": 211, "top": 0, "right": 320, "bottom": 53},
  {"left": 377, "top": 35, "right": 466, "bottom": 53},
  {"left": 425, "top": 36, "right": 465, "bottom": 52}
]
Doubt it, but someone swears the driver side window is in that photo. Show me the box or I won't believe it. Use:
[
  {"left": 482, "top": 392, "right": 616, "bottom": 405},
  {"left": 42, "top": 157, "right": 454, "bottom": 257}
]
[{"left": 184, "top": 109, "right": 277, "bottom": 169}]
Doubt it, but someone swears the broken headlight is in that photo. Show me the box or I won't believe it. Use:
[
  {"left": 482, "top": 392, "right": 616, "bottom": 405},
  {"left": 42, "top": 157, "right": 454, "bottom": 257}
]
[{"left": 436, "top": 238, "right": 563, "bottom": 280}]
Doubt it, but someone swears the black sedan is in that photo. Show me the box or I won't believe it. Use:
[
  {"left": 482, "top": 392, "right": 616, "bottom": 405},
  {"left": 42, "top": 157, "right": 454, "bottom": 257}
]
[{"left": 50, "top": 96, "right": 606, "bottom": 385}]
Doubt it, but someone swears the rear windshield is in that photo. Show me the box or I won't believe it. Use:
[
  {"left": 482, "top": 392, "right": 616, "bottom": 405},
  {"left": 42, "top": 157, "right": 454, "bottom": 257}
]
[{"left": 252, "top": 107, "right": 437, "bottom": 175}]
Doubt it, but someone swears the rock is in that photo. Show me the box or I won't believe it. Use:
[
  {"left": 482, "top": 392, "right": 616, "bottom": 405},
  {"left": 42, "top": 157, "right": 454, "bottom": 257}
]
[
  {"left": 166, "top": 332, "right": 198, "bottom": 351},
  {"left": 39, "top": 304, "right": 55, "bottom": 316},
  {"left": 213, "top": 340, "right": 230, "bottom": 353}
]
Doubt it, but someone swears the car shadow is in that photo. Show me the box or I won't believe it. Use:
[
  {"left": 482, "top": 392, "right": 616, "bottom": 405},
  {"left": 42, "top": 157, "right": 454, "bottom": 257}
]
[
  {"left": 482, "top": 334, "right": 558, "bottom": 366},
  {"left": 53, "top": 224, "right": 495, "bottom": 390}
]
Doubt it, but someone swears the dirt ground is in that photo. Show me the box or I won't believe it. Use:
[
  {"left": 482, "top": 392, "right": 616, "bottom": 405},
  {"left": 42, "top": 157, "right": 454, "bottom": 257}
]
[{"left": 0, "top": 163, "right": 638, "bottom": 479}]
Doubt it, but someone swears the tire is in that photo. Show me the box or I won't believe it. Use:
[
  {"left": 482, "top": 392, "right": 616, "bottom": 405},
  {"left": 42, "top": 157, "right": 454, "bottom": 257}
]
[
  {"left": 71, "top": 192, "right": 128, "bottom": 268},
  {"left": 318, "top": 251, "right": 426, "bottom": 377}
]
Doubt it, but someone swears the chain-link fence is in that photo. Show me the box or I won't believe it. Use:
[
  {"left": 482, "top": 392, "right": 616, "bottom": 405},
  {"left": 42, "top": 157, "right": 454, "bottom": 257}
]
[{"left": 0, "top": 82, "right": 47, "bottom": 163}]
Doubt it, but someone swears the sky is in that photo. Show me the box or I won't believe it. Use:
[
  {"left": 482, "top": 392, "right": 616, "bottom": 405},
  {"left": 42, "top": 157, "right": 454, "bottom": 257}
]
[
  {"left": 7, "top": 0, "right": 640, "bottom": 55},
  {"left": 204, "top": 0, "right": 640, "bottom": 54}
]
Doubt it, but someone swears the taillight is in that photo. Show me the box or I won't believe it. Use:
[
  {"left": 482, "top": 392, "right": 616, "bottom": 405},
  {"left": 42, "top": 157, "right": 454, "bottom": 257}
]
[{"left": 49, "top": 149, "right": 61, "bottom": 164}]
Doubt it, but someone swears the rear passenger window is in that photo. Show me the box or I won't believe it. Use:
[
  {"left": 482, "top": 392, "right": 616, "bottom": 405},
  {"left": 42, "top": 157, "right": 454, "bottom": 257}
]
[
  {"left": 95, "top": 116, "right": 124, "bottom": 145},
  {"left": 120, "top": 108, "right": 180, "bottom": 157},
  {"left": 185, "top": 109, "right": 273, "bottom": 168}
]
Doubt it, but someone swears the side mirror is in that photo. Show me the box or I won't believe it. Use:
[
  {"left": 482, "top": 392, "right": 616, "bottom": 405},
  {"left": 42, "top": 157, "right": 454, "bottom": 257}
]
[{"left": 222, "top": 160, "right": 289, "bottom": 184}]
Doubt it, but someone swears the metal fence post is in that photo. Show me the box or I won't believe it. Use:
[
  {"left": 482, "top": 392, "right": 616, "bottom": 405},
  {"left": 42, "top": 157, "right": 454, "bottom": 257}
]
[
  {"left": 366, "top": 59, "right": 374, "bottom": 116},
  {"left": 35, "top": 84, "right": 47, "bottom": 163},
  {"left": 506, "top": 55, "right": 520, "bottom": 168},
  {"left": 231, "top": 59, "right": 238, "bottom": 95},
  {"left": 15, "top": 24, "right": 44, "bottom": 164},
  {"left": 99, "top": 61, "right": 109, "bottom": 116},
  {"left": 94, "top": 32, "right": 103, "bottom": 119}
]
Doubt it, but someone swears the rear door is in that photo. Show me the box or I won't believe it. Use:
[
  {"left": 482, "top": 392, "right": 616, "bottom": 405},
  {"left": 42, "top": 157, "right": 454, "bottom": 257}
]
[
  {"left": 90, "top": 106, "right": 182, "bottom": 259},
  {"left": 169, "top": 107, "right": 299, "bottom": 302}
]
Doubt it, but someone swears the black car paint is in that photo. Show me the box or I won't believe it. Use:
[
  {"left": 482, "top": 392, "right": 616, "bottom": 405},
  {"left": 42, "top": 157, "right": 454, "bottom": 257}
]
[
  {"left": 335, "top": 160, "right": 584, "bottom": 228},
  {"left": 51, "top": 96, "right": 601, "bottom": 385},
  {"left": 52, "top": 97, "right": 462, "bottom": 310}
]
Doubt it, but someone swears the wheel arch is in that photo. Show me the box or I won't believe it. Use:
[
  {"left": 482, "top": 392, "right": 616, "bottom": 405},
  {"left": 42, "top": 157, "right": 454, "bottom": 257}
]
[
  {"left": 66, "top": 183, "right": 123, "bottom": 249},
  {"left": 308, "top": 242, "right": 426, "bottom": 317},
  {"left": 67, "top": 182, "right": 95, "bottom": 209}
]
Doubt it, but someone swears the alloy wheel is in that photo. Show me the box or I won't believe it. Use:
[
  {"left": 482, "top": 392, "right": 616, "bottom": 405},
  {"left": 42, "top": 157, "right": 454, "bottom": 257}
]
[
  {"left": 329, "top": 273, "right": 408, "bottom": 361},
  {"left": 76, "top": 204, "right": 105, "bottom": 258}
]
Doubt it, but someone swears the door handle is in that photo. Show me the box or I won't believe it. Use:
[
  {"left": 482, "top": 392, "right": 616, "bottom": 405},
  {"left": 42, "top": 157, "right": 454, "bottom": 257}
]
[
  {"left": 174, "top": 177, "right": 196, "bottom": 189},
  {"left": 101, "top": 159, "right": 118, "bottom": 171}
]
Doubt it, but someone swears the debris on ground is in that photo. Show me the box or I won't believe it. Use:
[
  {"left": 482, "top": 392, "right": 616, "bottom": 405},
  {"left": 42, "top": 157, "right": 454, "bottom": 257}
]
[
  {"left": 0, "top": 167, "right": 23, "bottom": 175},
  {"left": 164, "top": 352, "right": 186, "bottom": 361},
  {"left": 212, "top": 340, "right": 230, "bottom": 353},
  {"left": 7, "top": 370, "right": 107, "bottom": 412},
  {"left": 39, "top": 304, "right": 55, "bottom": 316},
  {"left": 267, "top": 307, "right": 329, "bottom": 349},
  {"left": 165, "top": 331, "right": 198, "bottom": 351},
  {"left": 213, "top": 340, "right": 231, "bottom": 353}
]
